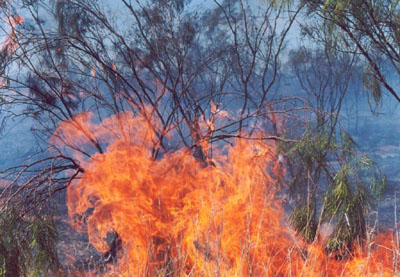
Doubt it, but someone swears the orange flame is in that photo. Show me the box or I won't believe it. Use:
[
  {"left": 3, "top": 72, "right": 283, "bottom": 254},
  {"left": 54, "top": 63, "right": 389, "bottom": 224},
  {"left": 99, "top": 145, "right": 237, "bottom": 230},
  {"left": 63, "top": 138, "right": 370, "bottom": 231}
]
[
  {"left": 1, "top": 15, "right": 24, "bottom": 53},
  {"left": 54, "top": 112, "right": 399, "bottom": 276}
]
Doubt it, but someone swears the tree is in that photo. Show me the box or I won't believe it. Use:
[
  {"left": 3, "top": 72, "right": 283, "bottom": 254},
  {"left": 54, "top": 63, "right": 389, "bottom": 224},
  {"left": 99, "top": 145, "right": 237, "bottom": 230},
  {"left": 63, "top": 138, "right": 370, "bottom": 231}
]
[
  {"left": 300, "top": 0, "right": 400, "bottom": 105},
  {"left": 282, "top": 43, "right": 385, "bottom": 255},
  {"left": 0, "top": 0, "right": 306, "bottom": 274}
]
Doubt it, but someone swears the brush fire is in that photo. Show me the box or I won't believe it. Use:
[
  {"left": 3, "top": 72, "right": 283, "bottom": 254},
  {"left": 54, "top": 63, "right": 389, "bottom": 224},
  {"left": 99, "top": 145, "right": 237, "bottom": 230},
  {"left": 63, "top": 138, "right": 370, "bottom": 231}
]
[{"left": 49, "top": 111, "right": 398, "bottom": 276}]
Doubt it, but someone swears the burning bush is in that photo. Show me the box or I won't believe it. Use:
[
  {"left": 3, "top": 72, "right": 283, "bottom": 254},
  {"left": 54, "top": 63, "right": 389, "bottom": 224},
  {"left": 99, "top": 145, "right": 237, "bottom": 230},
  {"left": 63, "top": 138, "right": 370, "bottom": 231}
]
[{"left": 52, "top": 112, "right": 397, "bottom": 276}]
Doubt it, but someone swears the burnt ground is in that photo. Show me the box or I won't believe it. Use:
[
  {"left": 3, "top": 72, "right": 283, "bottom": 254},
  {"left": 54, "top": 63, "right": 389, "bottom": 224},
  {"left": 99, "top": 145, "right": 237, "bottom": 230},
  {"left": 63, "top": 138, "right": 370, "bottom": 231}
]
[{"left": 54, "top": 191, "right": 113, "bottom": 275}]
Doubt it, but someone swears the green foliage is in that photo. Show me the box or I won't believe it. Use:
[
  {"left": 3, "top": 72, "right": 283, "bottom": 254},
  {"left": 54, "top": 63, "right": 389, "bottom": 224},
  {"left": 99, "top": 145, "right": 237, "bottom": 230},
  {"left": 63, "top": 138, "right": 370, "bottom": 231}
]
[
  {"left": 0, "top": 208, "right": 60, "bottom": 276},
  {"left": 286, "top": 129, "right": 336, "bottom": 167},
  {"left": 323, "top": 168, "right": 366, "bottom": 252},
  {"left": 290, "top": 205, "right": 316, "bottom": 242},
  {"left": 29, "top": 216, "right": 60, "bottom": 276},
  {"left": 362, "top": 65, "right": 383, "bottom": 108},
  {"left": 282, "top": 125, "right": 385, "bottom": 254},
  {"left": 280, "top": 3, "right": 388, "bottom": 252},
  {"left": 322, "top": 0, "right": 351, "bottom": 18},
  {"left": 0, "top": 210, "right": 22, "bottom": 276},
  {"left": 299, "top": 0, "right": 400, "bottom": 103},
  {"left": 323, "top": 148, "right": 385, "bottom": 254}
]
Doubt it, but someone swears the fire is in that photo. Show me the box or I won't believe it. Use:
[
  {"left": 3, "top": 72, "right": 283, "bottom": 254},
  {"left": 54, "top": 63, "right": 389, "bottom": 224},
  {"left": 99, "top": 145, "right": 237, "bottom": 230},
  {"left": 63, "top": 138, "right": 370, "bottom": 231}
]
[
  {"left": 53, "top": 112, "right": 399, "bottom": 275},
  {"left": 1, "top": 14, "right": 24, "bottom": 53}
]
